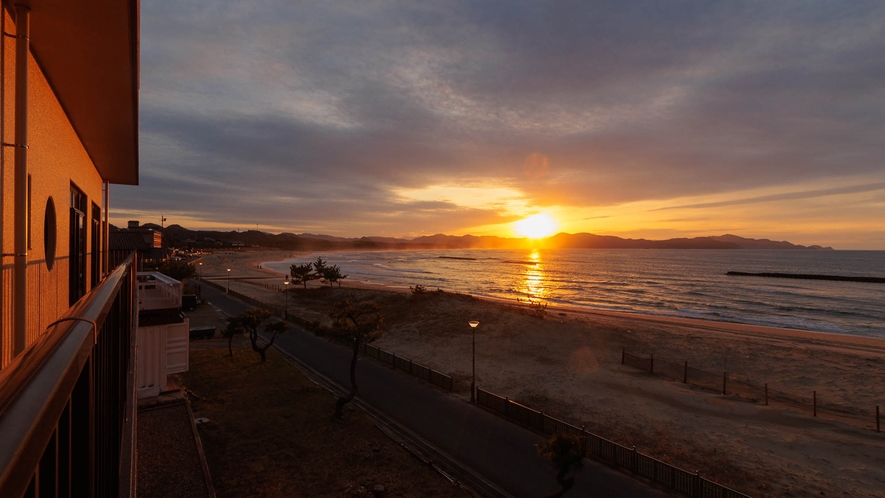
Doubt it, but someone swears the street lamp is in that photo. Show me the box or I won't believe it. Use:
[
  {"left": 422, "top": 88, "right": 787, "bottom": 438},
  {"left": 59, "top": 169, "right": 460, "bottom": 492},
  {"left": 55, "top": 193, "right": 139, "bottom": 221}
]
[
  {"left": 226, "top": 268, "right": 231, "bottom": 293},
  {"left": 469, "top": 320, "right": 479, "bottom": 402},
  {"left": 198, "top": 262, "right": 202, "bottom": 281},
  {"left": 283, "top": 280, "right": 290, "bottom": 319}
]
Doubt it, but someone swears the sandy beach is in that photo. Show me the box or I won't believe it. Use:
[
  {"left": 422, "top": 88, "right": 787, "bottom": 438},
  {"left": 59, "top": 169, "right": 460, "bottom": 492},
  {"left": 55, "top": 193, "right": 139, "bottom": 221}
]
[{"left": 197, "top": 249, "right": 885, "bottom": 497}]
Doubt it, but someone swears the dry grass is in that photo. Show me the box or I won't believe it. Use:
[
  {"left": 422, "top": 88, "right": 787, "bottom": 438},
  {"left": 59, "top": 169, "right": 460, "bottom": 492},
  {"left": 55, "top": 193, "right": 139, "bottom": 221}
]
[{"left": 183, "top": 347, "right": 476, "bottom": 498}]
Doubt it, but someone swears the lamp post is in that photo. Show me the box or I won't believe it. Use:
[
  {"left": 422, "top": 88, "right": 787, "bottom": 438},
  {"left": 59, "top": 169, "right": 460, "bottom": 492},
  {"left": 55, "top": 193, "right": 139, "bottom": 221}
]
[
  {"left": 469, "top": 320, "right": 479, "bottom": 402},
  {"left": 198, "top": 262, "right": 202, "bottom": 281},
  {"left": 283, "top": 280, "right": 290, "bottom": 319},
  {"left": 226, "top": 268, "right": 231, "bottom": 293}
]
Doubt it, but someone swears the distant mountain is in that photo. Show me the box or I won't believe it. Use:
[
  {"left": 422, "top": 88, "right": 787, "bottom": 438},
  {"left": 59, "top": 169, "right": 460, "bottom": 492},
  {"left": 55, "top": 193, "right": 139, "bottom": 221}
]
[
  {"left": 410, "top": 234, "right": 515, "bottom": 249},
  {"left": 708, "top": 234, "right": 830, "bottom": 250},
  {"left": 132, "top": 224, "right": 832, "bottom": 251},
  {"left": 547, "top": 233, "right": 735, "bottom": 249},
  {"left": 548, "top": 233, "right": 832, "bottom": 250}
]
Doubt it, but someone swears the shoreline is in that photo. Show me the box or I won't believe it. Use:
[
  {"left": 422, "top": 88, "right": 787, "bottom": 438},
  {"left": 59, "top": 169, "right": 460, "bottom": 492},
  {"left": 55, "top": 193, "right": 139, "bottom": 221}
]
[
  {"left": 220, "top": 248, "right": 885, "bottom": 347},
  {"left": 198, "top": 248, "right": 885, "bottom": 496}
]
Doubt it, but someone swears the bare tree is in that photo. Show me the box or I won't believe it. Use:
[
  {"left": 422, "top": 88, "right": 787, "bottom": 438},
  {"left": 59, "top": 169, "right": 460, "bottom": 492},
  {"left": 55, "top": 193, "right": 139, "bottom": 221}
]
[
  {"left": 222, "top": 315, "right": 244, "bottom": 357},
  {"left": 329, "top": 300, "right": 383, "bottom": 418},
  {"left": 224, "top": 309, "right": 289, "bottom": 362},
  {"left": 537, "top": 433, "right": 585, "bottom": 497}
]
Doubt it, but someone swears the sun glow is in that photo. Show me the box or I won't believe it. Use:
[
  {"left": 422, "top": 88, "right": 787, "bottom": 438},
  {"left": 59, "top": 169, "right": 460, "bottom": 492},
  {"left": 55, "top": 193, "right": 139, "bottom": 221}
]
[{"left": 515, "top": 214, "right": 557, "bottom": 239}]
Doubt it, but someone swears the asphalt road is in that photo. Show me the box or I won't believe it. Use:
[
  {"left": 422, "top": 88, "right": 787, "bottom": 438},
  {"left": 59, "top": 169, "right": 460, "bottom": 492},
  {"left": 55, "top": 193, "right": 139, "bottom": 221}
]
[{"left": 201, "top": 284, "right": 670, "bottom": 498}]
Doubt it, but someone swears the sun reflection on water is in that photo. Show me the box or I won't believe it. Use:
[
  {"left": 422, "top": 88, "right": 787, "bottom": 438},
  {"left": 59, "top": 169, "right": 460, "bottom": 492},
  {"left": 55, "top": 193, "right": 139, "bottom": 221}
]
[{"left": 521, "top": 251, "right": 547, "bottom": 299}]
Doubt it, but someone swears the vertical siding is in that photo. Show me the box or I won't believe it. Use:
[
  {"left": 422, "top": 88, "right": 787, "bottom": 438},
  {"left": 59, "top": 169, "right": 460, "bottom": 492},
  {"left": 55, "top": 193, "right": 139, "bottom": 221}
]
[
  {"left": 137, "top": 326, "right": 165, "bottom": 398},
  {"left": 0, "top": 9, "right": 14, "bottom": 369},
  {"left": 165, "top": 321, "right": 190, "bottom": 375},
  {"left": 1, "top": 267, "right": 10, "bottom": 367}
]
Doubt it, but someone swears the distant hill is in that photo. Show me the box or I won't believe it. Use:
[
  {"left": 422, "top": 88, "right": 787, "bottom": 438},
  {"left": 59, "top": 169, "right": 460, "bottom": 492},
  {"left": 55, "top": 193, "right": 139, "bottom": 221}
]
[
  {"left": 134, "top": 224, "right": 832, "bottom": 251},
  {"left": 548, "top": 233, "right": 831, "bottom": 250},
  {"left": 708, "top": 234, "right": 830, "bottom": 250}
]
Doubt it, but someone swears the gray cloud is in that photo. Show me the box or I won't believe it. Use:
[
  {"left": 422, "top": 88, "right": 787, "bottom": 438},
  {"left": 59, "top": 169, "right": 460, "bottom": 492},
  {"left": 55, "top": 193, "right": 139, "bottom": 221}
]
[
  {"left": 652, "top": 182, "right": 885, "bottom": 211},
  {"left": 119, "top": 0, "right": 885, "bottom": 238}
]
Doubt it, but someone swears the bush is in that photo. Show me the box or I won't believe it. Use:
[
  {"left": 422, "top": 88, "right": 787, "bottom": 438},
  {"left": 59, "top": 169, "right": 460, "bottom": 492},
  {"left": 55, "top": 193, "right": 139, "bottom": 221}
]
[{"left": 517, "top": 297, "right": 548, "bottom": 318}]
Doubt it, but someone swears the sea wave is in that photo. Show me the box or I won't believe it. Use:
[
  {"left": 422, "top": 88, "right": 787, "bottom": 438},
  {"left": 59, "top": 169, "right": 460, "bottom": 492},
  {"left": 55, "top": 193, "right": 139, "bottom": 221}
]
[
  {"left": 263, "top": 248, "right": 885, "bottom": 338},
  {"left": 370, "top": 263, "right": 433, "bottom": 274}
]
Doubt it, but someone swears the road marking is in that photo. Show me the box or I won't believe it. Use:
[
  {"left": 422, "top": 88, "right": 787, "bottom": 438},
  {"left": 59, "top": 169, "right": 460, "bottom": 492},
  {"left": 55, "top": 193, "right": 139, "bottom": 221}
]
[{"left": 205, "top": 300, "right": 229, "bottom": 319}]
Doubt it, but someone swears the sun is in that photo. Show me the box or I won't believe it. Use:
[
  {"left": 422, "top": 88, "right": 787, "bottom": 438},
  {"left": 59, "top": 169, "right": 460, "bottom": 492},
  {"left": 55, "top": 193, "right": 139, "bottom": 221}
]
[{"left": 515, "top": 213, "right": 557, "bottom": 239}]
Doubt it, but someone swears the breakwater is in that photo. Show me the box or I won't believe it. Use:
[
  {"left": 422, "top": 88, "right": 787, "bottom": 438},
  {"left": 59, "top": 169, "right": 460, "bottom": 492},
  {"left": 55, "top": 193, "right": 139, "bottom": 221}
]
[{"left": 727, "top": 271, "right": 885, "bottom": 284}]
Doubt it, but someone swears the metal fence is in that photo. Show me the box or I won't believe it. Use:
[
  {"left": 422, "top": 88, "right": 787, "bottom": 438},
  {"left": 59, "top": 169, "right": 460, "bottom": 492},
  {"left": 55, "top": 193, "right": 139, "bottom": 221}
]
[
  {"left": 202, "top": 278, "right": 454, "bottom": 392},
  {"left": 205, "top": 278, "right": 755, "bottom": 496},
  {"left": 362, "top": 343, "right": 454, "bottom": 391},
  {"left": 476, "top": 387, "right": 751, "bottom": 498},
  {"left": 621, "top": 348, "right": 882, "bottom": 432},
  {"left": 230, "top": 277, "right": 284, "bottom": 293}
]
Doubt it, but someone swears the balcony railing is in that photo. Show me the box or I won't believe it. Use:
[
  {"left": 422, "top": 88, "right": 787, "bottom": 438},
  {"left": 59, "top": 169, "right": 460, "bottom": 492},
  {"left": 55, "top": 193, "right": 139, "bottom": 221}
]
[
  {"left": 0, "top": 255, "right": 138, "bottom": 498},
  {"left": 137, "top": 271, "right": 183, "bottom": 311}
]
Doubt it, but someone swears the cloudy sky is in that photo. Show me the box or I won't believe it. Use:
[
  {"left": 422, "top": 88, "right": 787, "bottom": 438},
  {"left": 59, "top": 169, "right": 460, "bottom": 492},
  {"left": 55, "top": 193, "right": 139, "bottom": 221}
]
[{"left": 114, "top": 1, "right": 885, "bottom": 249}]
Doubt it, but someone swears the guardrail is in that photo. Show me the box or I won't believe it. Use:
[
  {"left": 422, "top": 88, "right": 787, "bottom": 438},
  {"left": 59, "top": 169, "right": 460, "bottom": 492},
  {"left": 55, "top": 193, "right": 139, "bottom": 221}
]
[
  {"left": 0, "top": 255, "right": 138, "bottom": 498},
  {"left": 476, "top": 387, "right": 751, "bottom": 498}
]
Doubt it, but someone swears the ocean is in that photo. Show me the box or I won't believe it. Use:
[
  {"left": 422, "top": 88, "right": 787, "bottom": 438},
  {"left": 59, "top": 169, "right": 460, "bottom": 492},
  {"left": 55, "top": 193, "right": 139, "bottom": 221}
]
[{"left": 263, "top": 249, "right": 885, "bottom": 338}]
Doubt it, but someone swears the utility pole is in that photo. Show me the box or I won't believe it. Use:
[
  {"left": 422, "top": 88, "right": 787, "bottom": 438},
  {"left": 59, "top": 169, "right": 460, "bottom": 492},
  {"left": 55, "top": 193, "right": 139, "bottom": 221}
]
[{"left": 160, "top": 215, "right": 167, "bottom": 261}]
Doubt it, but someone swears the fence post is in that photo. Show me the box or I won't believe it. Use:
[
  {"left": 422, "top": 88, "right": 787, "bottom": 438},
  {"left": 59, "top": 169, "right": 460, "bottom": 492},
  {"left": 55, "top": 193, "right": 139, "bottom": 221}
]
[
  {"left": 621, "top": 346, "right": 625, "bottom": 365},
  {"left": 813, "top": 390, "right": 817, "bottom": 417},
  {"left": 722, "top": 371, "right": 727, "bottom": 395},
  {"left": 683, "top": 360, "right": 687, "bottom": 383},
  {"left": 650, "top": 353, "right": 654, "bottom": 374},
  {"left": 877, "top": 405, "right": 880, "bottom": 433},
  {"left": 584, "top": 430, "right": 591, "bottom": 458},
  {"left": 631, "top": 445, "right": 637, "bottom": 473},
  {"left": 693, "top": 471, "right": 700, "bottom": 498}
]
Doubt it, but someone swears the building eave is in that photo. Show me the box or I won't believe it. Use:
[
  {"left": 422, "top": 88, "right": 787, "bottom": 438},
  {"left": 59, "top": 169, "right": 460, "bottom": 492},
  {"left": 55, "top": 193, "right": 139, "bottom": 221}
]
[{"left": 15, "top": 0, "right": 140, "bottom": 185}]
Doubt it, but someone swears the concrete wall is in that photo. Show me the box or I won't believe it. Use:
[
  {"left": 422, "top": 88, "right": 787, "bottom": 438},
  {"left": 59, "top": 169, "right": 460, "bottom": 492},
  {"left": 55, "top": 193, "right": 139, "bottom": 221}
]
[{"left": 1, "top": 9, "right": 105, "bottom": 368}]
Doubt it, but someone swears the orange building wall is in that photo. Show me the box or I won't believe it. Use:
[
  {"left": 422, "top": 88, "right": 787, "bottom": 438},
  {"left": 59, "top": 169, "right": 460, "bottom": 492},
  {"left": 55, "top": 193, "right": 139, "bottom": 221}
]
[{"left": 1, "top": 9, "right": 106, "bottom": 368}]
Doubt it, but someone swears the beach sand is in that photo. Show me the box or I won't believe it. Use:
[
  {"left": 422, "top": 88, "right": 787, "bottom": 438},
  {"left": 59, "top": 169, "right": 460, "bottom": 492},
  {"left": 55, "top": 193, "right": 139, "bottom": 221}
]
[{"left": 198, "top": 249, "right": 885, "bottom": 497}]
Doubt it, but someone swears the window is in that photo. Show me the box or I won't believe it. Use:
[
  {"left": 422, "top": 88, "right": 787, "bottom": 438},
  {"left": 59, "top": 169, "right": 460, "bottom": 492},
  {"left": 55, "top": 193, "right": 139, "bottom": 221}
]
[
  {"left": 91, "top": 203, "right": 101, "bottom": 287},
  {"left": 44, "top": 197, "right": 57, "bottom": 270},
  {"left": 69, "top": 184, "right": 87, "bottom": 306}
]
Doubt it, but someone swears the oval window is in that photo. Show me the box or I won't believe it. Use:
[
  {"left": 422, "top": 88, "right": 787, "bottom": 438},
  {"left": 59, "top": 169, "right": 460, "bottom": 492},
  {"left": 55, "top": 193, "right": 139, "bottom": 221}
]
[{"left": 44, "top": 197, "right": 57, "bottom": 271}]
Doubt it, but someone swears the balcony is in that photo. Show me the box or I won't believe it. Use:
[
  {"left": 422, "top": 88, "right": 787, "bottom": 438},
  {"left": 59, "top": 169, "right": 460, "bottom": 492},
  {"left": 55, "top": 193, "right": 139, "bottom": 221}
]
[
  {"left": 0, "top": 257, "right": 137, "bottom": 498},
  {"left": 138, "top": 271, "right": 183, "bottom": 311}
]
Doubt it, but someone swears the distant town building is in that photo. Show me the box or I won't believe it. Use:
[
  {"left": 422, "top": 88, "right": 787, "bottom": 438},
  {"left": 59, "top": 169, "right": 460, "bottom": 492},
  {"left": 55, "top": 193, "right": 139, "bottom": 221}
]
[{"left": 110, "top": 220, "right": 165, "bottom": 269}]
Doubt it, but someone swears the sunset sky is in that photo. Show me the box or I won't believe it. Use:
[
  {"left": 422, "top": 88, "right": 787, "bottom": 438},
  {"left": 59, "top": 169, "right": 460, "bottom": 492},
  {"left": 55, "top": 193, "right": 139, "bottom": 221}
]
[{"left": 115, "top": 1, "right": 885, "bottom": 249}]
